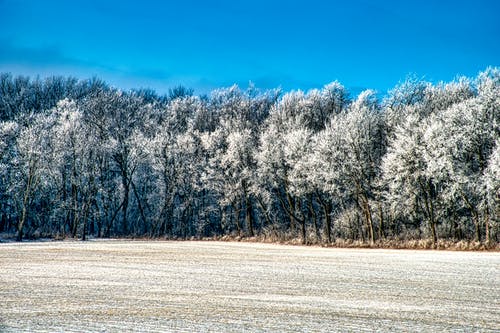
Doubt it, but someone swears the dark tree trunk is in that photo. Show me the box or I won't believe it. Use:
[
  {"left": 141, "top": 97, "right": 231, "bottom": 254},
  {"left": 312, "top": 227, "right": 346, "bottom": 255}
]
[
  {"left": 378, "top": 203, "right": 384, "bottom": 240},
  {"left": 485, "top": 206, "right": 490, "bottom": 245},
  {"left": 316, "top": 193, "right": 332, "bottom": 244},
  {"left": 16, "top": 213, "right": 25, "bottom": 242},
  {"left": 233, "top": 201, "right": 242, "bottom": 236},
  {"left": 121, "top": 172, "right": 129, "bottom": 235},
  {"left": 17, "top": 178, "right": 32, "bottom": 242},
  {"left": 245, "top": 195, "right": 254, "bottom": 237},
  {"left": 256, "top": 196, "right": 271, "bottom": 228},
  {"left": 285, "top": 191, "right": 296, "bottom": 233},
  {"left": 308, "top": 194, "right": 320, "bottom": 241},
  {"left": 298, "top": 200, "right": 306, "bottom": 244},
  {"left": 131, "top": 180, "right": 148, "bottom": 235}
]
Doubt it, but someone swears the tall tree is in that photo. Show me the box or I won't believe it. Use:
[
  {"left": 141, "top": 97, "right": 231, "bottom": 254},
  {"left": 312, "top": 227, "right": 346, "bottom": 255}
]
[{"left": 9, "top": 113, "right": 55, "bottom": 241}]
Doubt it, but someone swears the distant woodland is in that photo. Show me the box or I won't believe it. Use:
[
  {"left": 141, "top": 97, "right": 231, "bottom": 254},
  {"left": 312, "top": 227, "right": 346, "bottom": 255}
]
[{"left": 0, "top": 69, "right": 498, "bottom": 246}]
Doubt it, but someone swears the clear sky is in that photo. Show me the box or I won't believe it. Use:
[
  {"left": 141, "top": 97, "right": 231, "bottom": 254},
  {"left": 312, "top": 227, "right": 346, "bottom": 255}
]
[{"left": 0, "top": 0, "right": 498, "bottom": 95}]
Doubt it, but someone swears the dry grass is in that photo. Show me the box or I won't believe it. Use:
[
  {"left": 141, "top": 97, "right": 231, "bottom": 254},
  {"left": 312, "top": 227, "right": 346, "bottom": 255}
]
[
  {"left": 212, "top": 230, "right": 500, "bottom": 251},
  {"left": 0, "top": 240, "right": 499, "bottom": 332}
]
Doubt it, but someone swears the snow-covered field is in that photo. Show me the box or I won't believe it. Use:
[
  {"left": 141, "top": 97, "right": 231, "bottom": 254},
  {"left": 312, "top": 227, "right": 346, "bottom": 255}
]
[{"left": 0, "top": 241, "right": 498, "bottom": 332}]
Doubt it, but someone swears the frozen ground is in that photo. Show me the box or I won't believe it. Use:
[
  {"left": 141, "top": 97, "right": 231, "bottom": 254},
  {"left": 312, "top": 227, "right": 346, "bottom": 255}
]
[{"left": 0, "top": 241, "right": 498, "bottom": 332}]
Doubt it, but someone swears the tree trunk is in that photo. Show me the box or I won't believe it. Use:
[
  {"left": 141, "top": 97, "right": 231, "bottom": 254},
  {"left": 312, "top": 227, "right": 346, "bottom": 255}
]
[
  {"left": 308, "top": 194, "right": 320, "bottom": 241},
  {"left": 256, "top": 196, "right": 271, "bottom": 228},
  {"left": 17, "top": 188, "right": 31, "bottom": 241},
  {"left": 277, "top": 190, "right": 305, "bottom": 242},
  {"left": 0, "top": 211, "right": 6, "bottom": 232},
  {"left": 232, "top": 201, "right": 242, "bottom": 236},
  {"left": 81, "top": 203, "right": 88, "bottom": 241},
  {"left": 421, "top": 180, "right": 437, "bottom": 245},
  {"left": 71, "top": 215, "right": 79, "bottom": 238},
  {"left": 131, "top": 180, "right": 148, "bottom": 235},
  {"left": 430, "top": 220, "right": 437, "bottom": 245},
  {"left": 301, "top": 221, "right": 306, "bottom": 244},
  {"left": 317, "top": 194, "right": 332, "bottom": 244},
  {"left": 121, "top": 172, "right": 129, "bottom": 235},
  {"left": 378, "top": 203, "right": 384, "bottom": 240},
  {"left": 485, "top": 206, "right": 490, "bottom": 245},
  {"left": 245, "top": 195, "right": 254, "bottom": 237},
  {"left": 473, "top": 214, "right": 481, "bottom": 243},
  {"left": 16, "top": 205, "right": 27, "bottom": 242},
  {"left": 17, "top": 170, "right": 34, "bottom": 242},
  {"left": 460, "top": 191, "right": 481, "bottom": 242},
  {"left": 89, "top": 215, "right": 95, "bottom": 237},
  {"left": 360, "top": 195, "right": 374, "bottom": 245},
  {"left": 285, "top": 191, "right": 296, "bottom": 233},
  {"left": 357, "top": 213, "right": 364, "bottom": 242},
  {"left": 429, "top": 199, "right": 437, "bottom": 245},
  {"left": 324, "top": 207, "right": 332, "bottom": 243},
  {"left": 297, "top": 200, "right": 306, "bottom": 245},
  {"left": 62, "top": 171, "right": 70, "bottom": 235}
]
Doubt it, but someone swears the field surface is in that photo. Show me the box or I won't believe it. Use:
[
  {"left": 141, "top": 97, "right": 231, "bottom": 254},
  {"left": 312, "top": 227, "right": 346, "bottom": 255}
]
[{"left": 0, "top": 241, "right": 499, "bottom": 332}]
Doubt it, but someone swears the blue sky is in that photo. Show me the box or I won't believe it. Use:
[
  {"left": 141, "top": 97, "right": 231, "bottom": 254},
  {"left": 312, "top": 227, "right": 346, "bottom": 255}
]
[{"left": 0, "top": 0, "right": 498, "bottom": 95}]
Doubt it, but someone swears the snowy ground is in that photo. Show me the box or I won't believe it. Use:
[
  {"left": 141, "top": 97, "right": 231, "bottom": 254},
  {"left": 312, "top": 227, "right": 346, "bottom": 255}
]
[{"left": 0, "top": 241, "right": 498, "bottom": 332}]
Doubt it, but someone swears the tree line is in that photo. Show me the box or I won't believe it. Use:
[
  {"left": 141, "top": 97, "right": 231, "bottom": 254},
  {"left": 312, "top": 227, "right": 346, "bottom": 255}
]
[{"left": 0, "top": 69, "right": 498, "bottom": 245}]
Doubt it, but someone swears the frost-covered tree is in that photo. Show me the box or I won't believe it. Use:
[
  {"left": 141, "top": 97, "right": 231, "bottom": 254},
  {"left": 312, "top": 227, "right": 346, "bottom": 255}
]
[
  {"left": 483, "top": 141, "right": 500, "bottom": 242},
  {"left": 8, "top": 112, "right": 55, "bottom": 241},
  {"left": 381, "top": 75, "right": 486, "bottom": 244},
  {"left": 201, "top": 86, "right": 277, "bottom": 236},
  {"left": 0, "top": 74, "right": 105, "bottom": 121},
  {"left": 137, "top": 95, "right": 202, "bottom": 236},
  {"left": 285, "top": 127, "right": 315, "bottom": 241},
  {"left": 220, "top": 128, "right": 256, "bottom": 235},
  {"left": 0, "top": 120, "right": 19, "bottom": 232},
  {"left": 50, "top": 99, "right": 102, "bottom": 239},
  {"left": 422, "top": 70, "right": 499, "bottom": 242},
  {"left": 82, "top": 89, "right": 151, "bottom": 235},
  {"left": 0, "top": 69, "right": 498, "bottom": 245},
  {"left": 382, "top": 113, "right": 440, "bottom": 243},
  {"left": 308, "top": 90, "right": 383, "bottom": 243},
  {"left": 383, "top": 75, "right": 428, "bottom": 135},
  {"left": 256, "top": 83, "right": 348, "bottom": 243}
]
